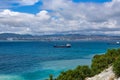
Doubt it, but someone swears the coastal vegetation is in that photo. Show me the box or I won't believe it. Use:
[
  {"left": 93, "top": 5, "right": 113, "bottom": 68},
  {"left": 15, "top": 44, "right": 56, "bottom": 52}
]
[
  {"left": 56, "top": 66, "right": 92, "bottom": 80},
  {"left": 91, "top": 49, "right": 120, "bottom": 75},
  {"left": 47, "top": 48, "right": 120, "bottom": 80},
  {"left": 113, "top": 55, "right": 120, "bottom": 77}
]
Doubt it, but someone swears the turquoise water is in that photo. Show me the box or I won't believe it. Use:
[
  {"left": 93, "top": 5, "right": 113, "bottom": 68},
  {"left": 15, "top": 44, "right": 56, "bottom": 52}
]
[{"left": 0, "top": 41, "right": 119, "bottom": 80}]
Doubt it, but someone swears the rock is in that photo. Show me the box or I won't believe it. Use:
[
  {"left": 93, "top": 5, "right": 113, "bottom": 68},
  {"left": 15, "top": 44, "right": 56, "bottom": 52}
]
[{"left": 85, "top": 66, "right": 119, "bottom": 80}]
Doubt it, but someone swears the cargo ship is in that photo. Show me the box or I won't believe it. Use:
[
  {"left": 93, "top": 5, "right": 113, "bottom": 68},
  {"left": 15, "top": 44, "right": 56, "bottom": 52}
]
[{"left": 54, "top": 44, "right": 71, "bottom": 48}]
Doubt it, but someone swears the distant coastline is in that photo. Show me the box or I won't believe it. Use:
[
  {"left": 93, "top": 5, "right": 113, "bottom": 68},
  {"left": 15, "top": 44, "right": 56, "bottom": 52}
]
[{"left": 0, "top": 33, "right": 120, "bottom": 42}]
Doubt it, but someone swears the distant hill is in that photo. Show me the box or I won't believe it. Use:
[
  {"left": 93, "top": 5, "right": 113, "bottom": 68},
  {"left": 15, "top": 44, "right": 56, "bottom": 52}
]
[
  {"left": 0, "top": 33, "right": 120, "bottom": 41},
  {"left": 0, "top": 33, "right": 33, "bottom": 40},
  {"left": 0, "top": 33, "right": 33, "bottom": 37}
]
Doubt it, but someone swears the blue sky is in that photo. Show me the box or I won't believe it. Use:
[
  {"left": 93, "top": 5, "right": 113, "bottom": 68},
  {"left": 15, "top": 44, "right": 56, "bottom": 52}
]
[
  {"left": 0, "top": 0, "right": 120, "bottom": 35},
  {"left": 12, "top": 1, "right": 42, "bottom": 14},
  {"left": 9, "top": 0, "right": 112, "bottom": 14}
]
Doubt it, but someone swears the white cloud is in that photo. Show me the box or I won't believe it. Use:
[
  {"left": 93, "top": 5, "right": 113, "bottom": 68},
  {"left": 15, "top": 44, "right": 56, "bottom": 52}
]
[
  {"left": 0, "top": 0, "right": 120, "bottom": 35},
  {"left": 18, "top": 0, "right": 39, "bottom": 5},
  {"left": 0, "top": 9, "right": 51, "bottom": 34},
  {"left": 36, "top": 10, "right": 50, "bottom": 20},
  {"left": 41, "top": 0, "right": 71, "bottom": 10}
]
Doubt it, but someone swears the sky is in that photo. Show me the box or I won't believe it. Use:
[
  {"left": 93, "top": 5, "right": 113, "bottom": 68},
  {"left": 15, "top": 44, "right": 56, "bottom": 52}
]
[{"left": 0, "top": 0, "right": 120, "bottom": 35}]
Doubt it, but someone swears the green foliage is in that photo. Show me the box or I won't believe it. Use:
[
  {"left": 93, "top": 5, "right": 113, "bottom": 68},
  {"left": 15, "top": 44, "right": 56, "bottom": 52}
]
[
  {"left": 113, "top": 56, "right": 120, "bottom": 77},
  {"left": 91, "top": 48, "right": 120, "bottom": 75},
  {"left": 91, "top": 54, "right": 108, "bottom": 74},
  {"left": 56, "top": 65, "right": 92, "bottom": 80},
  {"left": 46, "top": 74, "right": 55, "bottom": 80},
  {"left": 49, "top": 74, "right": 53, "bottom": 80}
]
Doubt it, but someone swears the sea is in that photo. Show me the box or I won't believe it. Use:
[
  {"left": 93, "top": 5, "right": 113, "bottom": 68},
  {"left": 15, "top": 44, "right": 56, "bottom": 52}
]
[{"left": 0, "top": 41, "right": 119, "bottom": 80}]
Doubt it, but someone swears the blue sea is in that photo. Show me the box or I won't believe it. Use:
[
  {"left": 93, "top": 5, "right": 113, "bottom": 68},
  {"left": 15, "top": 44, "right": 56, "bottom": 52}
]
[{"left": 0, "top": 41, "right": 119, "bottom": 80}]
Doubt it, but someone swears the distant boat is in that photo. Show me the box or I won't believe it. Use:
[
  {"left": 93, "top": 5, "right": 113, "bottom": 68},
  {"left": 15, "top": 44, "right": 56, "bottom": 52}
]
[
  {"left": 108, "top": 41, "right": 120, "bottom": 45},
  {"left": 116, "top": 41, "right": 120, "bottom": 44},
  {"left": 54, "top": 44, "right": 71, "bottom": 48}
]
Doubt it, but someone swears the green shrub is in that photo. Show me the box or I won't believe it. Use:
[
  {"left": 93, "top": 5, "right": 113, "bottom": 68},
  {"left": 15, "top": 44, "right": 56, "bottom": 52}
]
[
  {"left": 91, "top": 49, "right": 120, "bottom": 75},
  {"left": 91, "top": 54, "right": 109, "bottom": 74},
  {"left": 56, "top": 65, "right": 92, "bottom": 80},
  {"left": 113, "top": 56, "right": 120, "bottom": 77}
]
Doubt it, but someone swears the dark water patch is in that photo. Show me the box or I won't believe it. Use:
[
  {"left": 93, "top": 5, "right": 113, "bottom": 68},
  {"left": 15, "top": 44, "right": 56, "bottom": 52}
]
[
  {"left": 0, "top": 54, "right": 91, "bottom": 74},
  {"left": 0, "top": 54, "right": 42, "bottom": 74}
]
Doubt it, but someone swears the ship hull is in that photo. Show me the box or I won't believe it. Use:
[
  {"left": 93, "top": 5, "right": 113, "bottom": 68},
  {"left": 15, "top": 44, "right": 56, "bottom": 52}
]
[{"left": 54, "top": 46, "right": 71, "bottom": 48}]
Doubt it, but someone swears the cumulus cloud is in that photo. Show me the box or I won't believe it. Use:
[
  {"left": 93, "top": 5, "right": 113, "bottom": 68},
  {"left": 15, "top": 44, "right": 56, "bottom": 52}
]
[
  {"left": 0, "top": 0, "right": 120, "bottom": 35},
  {"left": 0, "top": 9, "right": 51, "bottom": 34},
  {"left": 36, "top": 10, "right": 50, "bottom": 20},
  {"left": 42, "top": 0, "right": 120, "bottom": 35}
]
